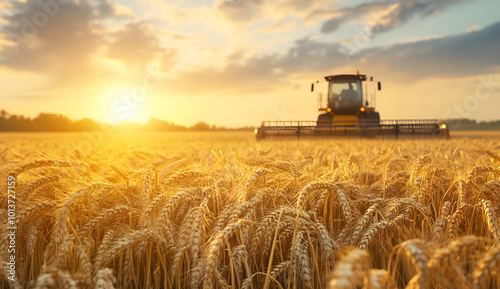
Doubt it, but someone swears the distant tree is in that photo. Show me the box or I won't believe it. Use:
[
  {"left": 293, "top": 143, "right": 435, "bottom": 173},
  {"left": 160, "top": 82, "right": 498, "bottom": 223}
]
[
  {"left": 32, "top": 113, "right": 73, "bottom": 131},
  {"left": 74, "top": 118, "right": 98, "bottom": 131},
  {"left": 148, "top": 118, "right": 171, "bottom": 131},
  {"left": 8, "top": 115, "right": 20, "bottom": 131},
  {"left": 441, "top": 119, "right": 500, "bottom": 131},
  {"left": 191, "top": 122, "right": 211, "bottom": 131},
  {"left": 0, "top": 110, "right": 9, "bottom": 119},
  {"left": 17, "top": 115, "right": 32, "bottom": 131},
  {"left": 146, "top": 118, "right": 187, "bottom": 131}
]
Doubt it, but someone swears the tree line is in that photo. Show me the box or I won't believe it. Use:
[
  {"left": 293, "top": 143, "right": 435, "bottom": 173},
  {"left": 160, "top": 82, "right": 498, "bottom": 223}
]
[
  {"left": 442, "top": 119, "right": 500, "bottom": 131},
  {"left": 1, "top": 110, "right": 499, "bottom": 132},
  {"left": 0, "top": 110, "right": 253, "bottom": 132}
]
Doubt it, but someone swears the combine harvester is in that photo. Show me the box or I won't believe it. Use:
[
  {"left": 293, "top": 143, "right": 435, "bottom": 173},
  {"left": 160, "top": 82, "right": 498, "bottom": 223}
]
[{"left": 255, "top": 71, "right": 449, "bottom": 140}]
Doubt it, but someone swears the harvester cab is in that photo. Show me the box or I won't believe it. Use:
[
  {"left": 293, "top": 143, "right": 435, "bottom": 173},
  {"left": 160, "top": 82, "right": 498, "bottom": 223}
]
[
  {"left": 313, "top": 71, "right": 381, "bottom": 124},
  {"left": 255, "top": 71, "right": 449, "bottom": 140}
]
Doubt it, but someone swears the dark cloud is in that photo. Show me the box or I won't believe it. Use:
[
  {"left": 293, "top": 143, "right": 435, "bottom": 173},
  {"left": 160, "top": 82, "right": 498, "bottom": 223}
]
[
  {"left": 0, "top": 0, "right": 177, "bottom": 87},
  {"left": 321, "top": 16, "right": 348, "bottom": 33},
  {"left": 355, "top": 21, "right": 500, "bottom": 80},
  {"left": 371, "top": 2, "right": 431, "bottom": 35},
  {"left": 214, "top": 0, "right": 336, "bottom": 27},
  {"left": 108, "top": 22, "right": 163, "bottom": 67},
  {"left": 213, "top": 0, "right": 262, "bottom": 23},
  {"left": 320, "top": 0, "right": 463, "bottom": 35},
  {"left": 163, "top": 37, "right": 346, "bottom": 94},
  {"left": 294, "top": 21, "right": 500, "bottom": 80},
  {"left": 163, "top": 21, "right": 500, "bottom": 95},
  {"left": 94, "top": 0, "right": 116, "bottom": 18},
  {"left": 1, "top": 0, "right": 105, "bottom": 75},
  {"left": 278, "top": 0, "right": 320, "bottom": 11},
  {"left": 302, "top": 20, "right": 500, "bottom": 80},
  {"left": 319, "top": 3, "right": 382, "bottom": 34}
]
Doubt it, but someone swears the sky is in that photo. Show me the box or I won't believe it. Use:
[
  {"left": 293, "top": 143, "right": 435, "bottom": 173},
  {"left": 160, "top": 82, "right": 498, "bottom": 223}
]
[{"left": 0, "top": 0, "right": 499, "bottom": 127}]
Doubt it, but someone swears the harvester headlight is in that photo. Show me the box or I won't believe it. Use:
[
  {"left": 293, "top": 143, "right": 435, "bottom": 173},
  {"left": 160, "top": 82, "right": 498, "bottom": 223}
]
[
  {"left": 360, "top": 107, "right": 366, "bottom": 112},
  {"left": 440, "top": 124, "right": 447, "bottom": 130},
  {"left": 327, "top": 108, "right": 332, "bottom": 112},
  {"left": 254, "top": 128, "right": 259, "bottom": 135}
]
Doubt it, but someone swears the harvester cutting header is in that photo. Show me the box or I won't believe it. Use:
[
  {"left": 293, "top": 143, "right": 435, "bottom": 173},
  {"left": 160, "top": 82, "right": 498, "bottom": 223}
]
[{"left": 255, "top": 71, "right": 449, "bottom": 139}]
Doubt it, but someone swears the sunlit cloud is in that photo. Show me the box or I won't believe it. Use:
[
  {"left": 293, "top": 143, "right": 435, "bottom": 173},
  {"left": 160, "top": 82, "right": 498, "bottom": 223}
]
[{"left": 466, "top": 24, "right": 481, "bottom": 33}]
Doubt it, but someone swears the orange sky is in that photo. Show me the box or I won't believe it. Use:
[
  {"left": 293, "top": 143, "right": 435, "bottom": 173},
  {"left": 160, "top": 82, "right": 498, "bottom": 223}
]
[{"left": 1, "top": 0, "right": 500, "bottom": 127}]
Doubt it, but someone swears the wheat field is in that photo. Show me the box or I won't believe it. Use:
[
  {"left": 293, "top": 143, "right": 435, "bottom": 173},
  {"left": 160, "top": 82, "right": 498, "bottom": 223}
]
[{"left": 1, "top": 131, "right": 500, "bottom": 289}]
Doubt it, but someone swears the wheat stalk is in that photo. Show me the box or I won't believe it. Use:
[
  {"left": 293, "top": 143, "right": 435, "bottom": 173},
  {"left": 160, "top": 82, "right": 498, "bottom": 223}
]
[
  {"left": 11, "top": 159, "right": 83, "bottom": 176},
  {"left": 368, "top": 269, "right": 397, "bottom": 289},
  {"left": 473, "top": 245, "right": 500, "bottom": 289},
  {"left": 482, "top": 149, "right": 500, "bottom": 164},
  {"left": 93, "top": 268, "right": 117, "bottom": 288},
  {"left": 328, "top": 249, "right": 370, "bottom": 288},
  {"left": 81, "top": 205, "right": 133, "bottom": 233},
  {"left": 291, "top": 230, "right": 312, "bottom": 289},
  {"left": 400, "top": 239, "right": 430, "bottom": 287},
  {"left": 481, "top": 199, "right": 500, "bottom": 242},
  {"left": 202, "top": 219, "right": 251, "bottom": 289},
  {"left": 432, "top": 201, "right": 451, "bottom": 241},
  {"left": 350, "top": 203, "right": 379, "bottom": 245},
  {"left": 20, "top": 175, "right": 59, "bottom": 201},
  {"left": 142, "top": 164, "right": 157, "bottom": 201},
  {"left": 95, "top": 229, "right": 155, "bottom": 271},
  {"left": 16, "top": 200, "right": 58, "bottom": 222}
]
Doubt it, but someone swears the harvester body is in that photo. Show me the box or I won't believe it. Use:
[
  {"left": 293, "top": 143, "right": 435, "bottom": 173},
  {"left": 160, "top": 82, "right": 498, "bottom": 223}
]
[{"left": 255, "top": 72, "right": 449, "bottom": 139}]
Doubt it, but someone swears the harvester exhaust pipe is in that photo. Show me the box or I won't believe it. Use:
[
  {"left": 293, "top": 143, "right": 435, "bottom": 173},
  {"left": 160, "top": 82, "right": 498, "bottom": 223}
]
[
  {"left": 378, "top": 82, "right": 382, "bottom": 91},
  {"left": 311, "top": 83, "right": 314, "bottom": 92}
]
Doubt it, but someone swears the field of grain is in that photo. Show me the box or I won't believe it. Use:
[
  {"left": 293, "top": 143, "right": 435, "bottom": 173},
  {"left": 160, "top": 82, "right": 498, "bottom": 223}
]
[{"left": 1, "top": 131, "right": 500, "bottom": 289}]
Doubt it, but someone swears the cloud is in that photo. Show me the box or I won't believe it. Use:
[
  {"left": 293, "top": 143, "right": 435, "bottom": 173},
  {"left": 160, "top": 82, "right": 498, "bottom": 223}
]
[
  {"left": 318, "top": 2, "right": 385, "bottom": 33},
  {"left": 320, "top": 0, "right": 464, "bottom": 35},
  {"left": 213, "top": 0, "right": 338, "bottom": 28},
  {"left": 0, "top": 0, "right": 109, "bottom": 86},
  {"left": 466, "top": 24, "right": 481, "bottom": 33},
  {"left": 259, "top": 17, "right": 301, "bottom": 33},
  {"left": 320, "top": 16, "right": 347, "bottom": 33},
  {"left": 354, "top": 21, "right": 500, "bottom": 80},
  {"left": 161, "top": 36, "right": 347, "bottom": 94},
  {"left": 163, "top": 54, "right": 284, "bottom": 94},
  {"left": 213, "top": 0, "right": 262, "bottom": 24},
  {"left": 161, "top": 21, "right": 500, "bottom": 96},
  {"left": 0, "top": 0, "right": 176, "bottom": 87},
  {"left": 0, "top": 1, "right": 116, "bottom": 68},
  {"left": 108, "top": 22, "right": 165, "bottom": 67}
]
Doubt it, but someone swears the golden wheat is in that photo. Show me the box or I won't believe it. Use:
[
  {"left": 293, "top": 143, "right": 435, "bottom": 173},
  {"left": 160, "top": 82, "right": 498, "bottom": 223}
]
[{"left": 1, "top": 132, "right": 500, "bottom": 288}]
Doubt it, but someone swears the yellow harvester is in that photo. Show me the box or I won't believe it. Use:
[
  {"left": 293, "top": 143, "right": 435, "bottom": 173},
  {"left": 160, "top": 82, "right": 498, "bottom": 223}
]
[{"left": 255, "top": 71, "right": 449, "bottom": 139}]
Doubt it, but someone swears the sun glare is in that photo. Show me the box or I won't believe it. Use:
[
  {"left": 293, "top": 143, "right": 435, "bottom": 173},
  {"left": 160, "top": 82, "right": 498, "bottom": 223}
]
[{"left": 102, "top": 90, "right": 152, "bottom": 125}]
